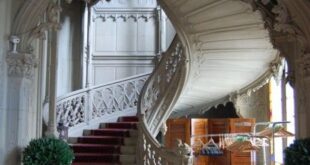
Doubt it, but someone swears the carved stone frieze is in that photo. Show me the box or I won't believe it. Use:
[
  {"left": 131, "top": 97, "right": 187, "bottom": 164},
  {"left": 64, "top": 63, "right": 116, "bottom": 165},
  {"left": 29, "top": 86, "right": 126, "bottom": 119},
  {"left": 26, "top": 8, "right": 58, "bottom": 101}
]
[
  {"left": 6, "top": 52, "right": 38, "bottom": 79},
  {"left": 93, "top": 0, "right": 157, "bottom": 10},
  {"left": 93, "top": 13, "right": 156, "bottom": 22}
]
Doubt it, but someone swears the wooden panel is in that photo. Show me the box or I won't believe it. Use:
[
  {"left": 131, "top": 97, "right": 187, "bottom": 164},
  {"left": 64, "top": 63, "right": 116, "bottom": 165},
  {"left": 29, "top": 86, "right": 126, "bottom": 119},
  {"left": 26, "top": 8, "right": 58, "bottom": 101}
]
[
  {"left": 208, "top": 151, "right": 230, "bottom": 165},
  {"left": 191, "top": 119, "right": 208, "bottom": 165},
  {"left": 208, "top": 119, "right": 230, "bottom": 165},
  {"left": 165, "top": 119, "right": 191, "bottom": 149},
  {"left": 229, "top": 118, "right": 255, "bottom": 133},
  {"left": 208, "top": 119, "right": 229, "bottom": 134},
  {"left": 229, "top": 118, "right": 255, "bottom": 165},
  {"left": 231, "top": 152, "right": 251, "bottom": 165},
  {"left": 191, "top": 119, "right": 208, "bottom": 144}
]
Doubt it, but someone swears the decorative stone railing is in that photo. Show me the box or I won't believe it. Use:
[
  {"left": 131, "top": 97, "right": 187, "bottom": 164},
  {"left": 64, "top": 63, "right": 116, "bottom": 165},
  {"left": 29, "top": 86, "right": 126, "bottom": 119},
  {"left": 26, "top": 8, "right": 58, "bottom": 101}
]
[
  {"left": 140, "top": 36, "right": 187, "bottom": 136},
  {"left": 137, "top": 116, "right": 193, "bottom": 165},
  {"left": 137, "top": 36, "right": 192, "bottom": 164},
  {"left": 56, "top": 73, "right": 149, "bottom": 135}
]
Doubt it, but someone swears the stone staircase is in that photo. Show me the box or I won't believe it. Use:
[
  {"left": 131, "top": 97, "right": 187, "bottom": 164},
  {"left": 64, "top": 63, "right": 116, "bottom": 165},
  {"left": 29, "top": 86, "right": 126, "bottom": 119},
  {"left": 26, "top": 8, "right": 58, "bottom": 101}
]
[
  {"left": 159, "top": 0, "right": 277, "bottom": 117},
  {"left": 70, "top": 116, "right": 138, "bottom": 165}
]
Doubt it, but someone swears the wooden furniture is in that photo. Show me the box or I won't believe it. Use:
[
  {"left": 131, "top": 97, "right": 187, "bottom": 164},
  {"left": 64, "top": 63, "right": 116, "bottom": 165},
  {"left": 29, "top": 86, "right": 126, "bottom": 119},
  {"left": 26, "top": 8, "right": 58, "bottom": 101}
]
[
  {"left": 208, "top": 118, "right": 255, "bottom": 165},
  {"left": 165, "top": 118, "right": 255, "bottom": 165},
  {"left": 165, "top": 118, "right": 208, "bottom": 165}
]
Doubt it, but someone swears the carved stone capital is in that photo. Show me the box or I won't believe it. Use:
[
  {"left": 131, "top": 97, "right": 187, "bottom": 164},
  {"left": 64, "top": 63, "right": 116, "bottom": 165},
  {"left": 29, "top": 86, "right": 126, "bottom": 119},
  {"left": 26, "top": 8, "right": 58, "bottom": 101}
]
[{"left": 6, "top": 52, "right": 38, "bottom": 79}]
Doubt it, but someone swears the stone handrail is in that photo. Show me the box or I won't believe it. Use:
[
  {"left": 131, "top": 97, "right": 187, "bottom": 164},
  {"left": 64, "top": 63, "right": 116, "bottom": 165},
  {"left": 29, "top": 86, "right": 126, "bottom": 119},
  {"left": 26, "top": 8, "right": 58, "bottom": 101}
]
[
  {"left": 137, "top": 36, "right": 192, "bottom": 164},
  {"left": 137, "top": 115, "right": 193, "bottom": 165},
  {"left": 56, "top": 73, "right": 149, "bottom": 135},
  {"left": 139, "top": 36, "right": 187, "bottom": 135}
]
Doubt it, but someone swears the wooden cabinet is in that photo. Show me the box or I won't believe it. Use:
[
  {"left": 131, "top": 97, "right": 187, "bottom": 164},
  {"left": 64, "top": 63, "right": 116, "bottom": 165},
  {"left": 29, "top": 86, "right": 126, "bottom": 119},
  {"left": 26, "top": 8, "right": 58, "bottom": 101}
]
[
  {"left": 165, "top": 118, "right": 191, "bottom": 149},
  {"left": 165, "top": 118, "right": 255, "bottom": 165},
  {"left": 208, "top": 118, "right": 255, "bottom": 165},
  {"left": 165, "top": 118, "right": 208, "bottom": 165}
]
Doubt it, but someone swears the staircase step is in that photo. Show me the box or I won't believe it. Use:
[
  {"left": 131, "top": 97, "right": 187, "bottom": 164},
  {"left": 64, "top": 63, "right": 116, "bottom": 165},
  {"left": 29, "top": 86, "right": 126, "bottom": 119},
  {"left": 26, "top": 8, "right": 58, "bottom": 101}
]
[
  {"left": 100, "top": 122, "right": 138, "bottom": 129},
  {"left": 119, "top": 154, "right": 136, "bottom": 163},
  {"left": 72, "top": 163, "right": 121, "bottom": 165},
  {"left": 118, "top": 116, "right": 139, "bottom": 122},
  {"left": 71, "top": 144, "right": 136, "bottom": 155},
  {"left": 88, "top": 129, "right": 131, "bottom": 137},
  {"left": 71, "top": 116, "right": 138, "bottom": 164},
  {"left": 120, "top": 146, "right": 136, "bottom": 154},
  {"left": 71, "top": 144, "right": 121, "bottom": 154},
  {"left": 77, "top": 136, "right": 124, "bottom": 145},
  {"left": 74, "top": 153, "right": 120, "bottom": 163}
]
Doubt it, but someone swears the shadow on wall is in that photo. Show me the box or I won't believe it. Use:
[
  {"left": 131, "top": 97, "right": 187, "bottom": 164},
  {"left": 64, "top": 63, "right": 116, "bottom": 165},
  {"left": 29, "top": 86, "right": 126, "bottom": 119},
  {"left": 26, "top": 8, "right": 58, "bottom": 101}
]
[{"left": 203, "top": 102, "right": 239, "bottom": 118}]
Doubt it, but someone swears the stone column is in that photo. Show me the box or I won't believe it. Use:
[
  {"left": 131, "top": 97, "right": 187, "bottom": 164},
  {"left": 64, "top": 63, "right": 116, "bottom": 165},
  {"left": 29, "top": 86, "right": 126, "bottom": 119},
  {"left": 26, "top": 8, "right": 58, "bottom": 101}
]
[
  {"left": 281, "top": 0, "right": 310, "bottom": 138},
  {"left": 85, "top": 3, "right": 92, "bottom": 88},
  {"left": 293, "top": 53, "right": 310, "bottom": 138},
  {"left": 45, "top": 30, "right": 59, "bottom": 137},
  {"left": 5, "top": 51, "right": 38, "bottom": 165}
]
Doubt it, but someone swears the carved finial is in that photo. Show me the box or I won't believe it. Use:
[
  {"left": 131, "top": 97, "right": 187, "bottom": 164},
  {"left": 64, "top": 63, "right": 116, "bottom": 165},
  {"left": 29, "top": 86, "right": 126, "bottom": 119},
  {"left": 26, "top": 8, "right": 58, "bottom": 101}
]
[{"left": 9, "top": 36, "right": 20, "bottom": 53}]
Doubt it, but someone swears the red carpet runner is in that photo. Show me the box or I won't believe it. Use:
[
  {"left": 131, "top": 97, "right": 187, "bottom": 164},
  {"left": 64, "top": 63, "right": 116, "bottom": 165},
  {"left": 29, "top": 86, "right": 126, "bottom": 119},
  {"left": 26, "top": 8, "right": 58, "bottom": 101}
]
[{"left": 71, "top": 116, "right": 138, "bottom": 165}]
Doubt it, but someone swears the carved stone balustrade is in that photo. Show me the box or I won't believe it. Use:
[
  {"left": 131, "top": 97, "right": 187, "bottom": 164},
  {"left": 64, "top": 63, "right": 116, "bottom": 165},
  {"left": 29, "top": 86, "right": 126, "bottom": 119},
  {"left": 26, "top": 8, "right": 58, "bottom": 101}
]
[
  {"left": 56, "top": 73, "right": 149, "bottom": 136},
  {"left": 137, "top": 35, "right": 191, "bottom": 164}
]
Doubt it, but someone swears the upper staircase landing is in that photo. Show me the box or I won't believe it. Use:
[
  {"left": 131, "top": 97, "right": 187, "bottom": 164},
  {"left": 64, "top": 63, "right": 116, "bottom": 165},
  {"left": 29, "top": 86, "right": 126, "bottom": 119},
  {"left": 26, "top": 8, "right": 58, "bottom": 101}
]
[{"left": 160, "top": 0, "right": 278, "bottom": 116}]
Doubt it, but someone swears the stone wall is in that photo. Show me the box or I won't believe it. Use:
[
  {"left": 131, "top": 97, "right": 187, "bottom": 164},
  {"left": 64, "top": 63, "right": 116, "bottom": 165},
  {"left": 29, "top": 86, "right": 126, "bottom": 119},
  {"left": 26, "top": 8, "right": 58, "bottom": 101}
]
[
  {"left": 57, "top": 1, "right": 83, "bottom": 96},
  {"left": 237, "top": 85, "right": 270, "bottom": 128},
  {"left": 0, "top": 0, "right": 13, "bottom": 164}
]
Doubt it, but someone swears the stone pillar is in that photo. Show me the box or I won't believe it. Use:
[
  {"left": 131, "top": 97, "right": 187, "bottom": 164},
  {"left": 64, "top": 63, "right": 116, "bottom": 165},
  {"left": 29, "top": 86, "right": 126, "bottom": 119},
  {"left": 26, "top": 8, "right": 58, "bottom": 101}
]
[
  {"left": 293, "top": 53, "right": 310, "bottom": 138},
  {"left": 280, "top": 0, "right": 310, "bottom": 139},
  {"left": 5, "top": 51, "right": 37, "bottom": 165},
  {"left": 85, "top": 3, "right": 92, "bottom": 88},
  {"left": 45, "top": 30, "right": 59, "bottom": 137}
]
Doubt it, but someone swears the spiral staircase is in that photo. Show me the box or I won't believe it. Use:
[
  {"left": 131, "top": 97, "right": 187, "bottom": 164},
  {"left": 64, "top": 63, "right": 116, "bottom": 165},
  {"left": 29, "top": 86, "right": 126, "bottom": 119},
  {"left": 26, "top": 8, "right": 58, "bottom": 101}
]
[{"left": 57, "top": 0, "right": 279, "bottom": 164}]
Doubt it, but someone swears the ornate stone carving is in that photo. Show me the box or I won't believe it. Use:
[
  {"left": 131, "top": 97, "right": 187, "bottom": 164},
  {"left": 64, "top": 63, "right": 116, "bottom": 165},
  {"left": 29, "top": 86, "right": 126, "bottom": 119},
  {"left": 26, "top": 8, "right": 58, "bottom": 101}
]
[
  {"left": 141, "top": 37, "right": 185, "bottom": 130},
  {"left": 30, "top": 1, "right": 62, "bottom": 40},
  {"left": 56, "top": 74, "right": 148, "bottom": 129},
  {"left": 272, "top": 1, "right": 296, "bottom": 34},
  {"left": 6, "top": 52, "right": 38, "bottom": 79},
  {"left": 138, "top": 120, "right": 193, "bottom": 165},
  {"left": 93, "top": 13, "right": 156, "bottom": 22},
  {"left": 165, "top": 42, "right": 183, "bottom": 83},
  {"left": 56, "top": 95, "right": 86, "bottom": 127},
  {"left": 92, "top": 77, "right": 147, "bottom": 119},
  {"left": 93, "top": 0, "right": 157, "bottom": 9},
  {"left": 268, "top": 1, "right": 310, "bottom": 80},
  {"left": 270, "top": 56, "right": 284, "bottom": 83}
]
